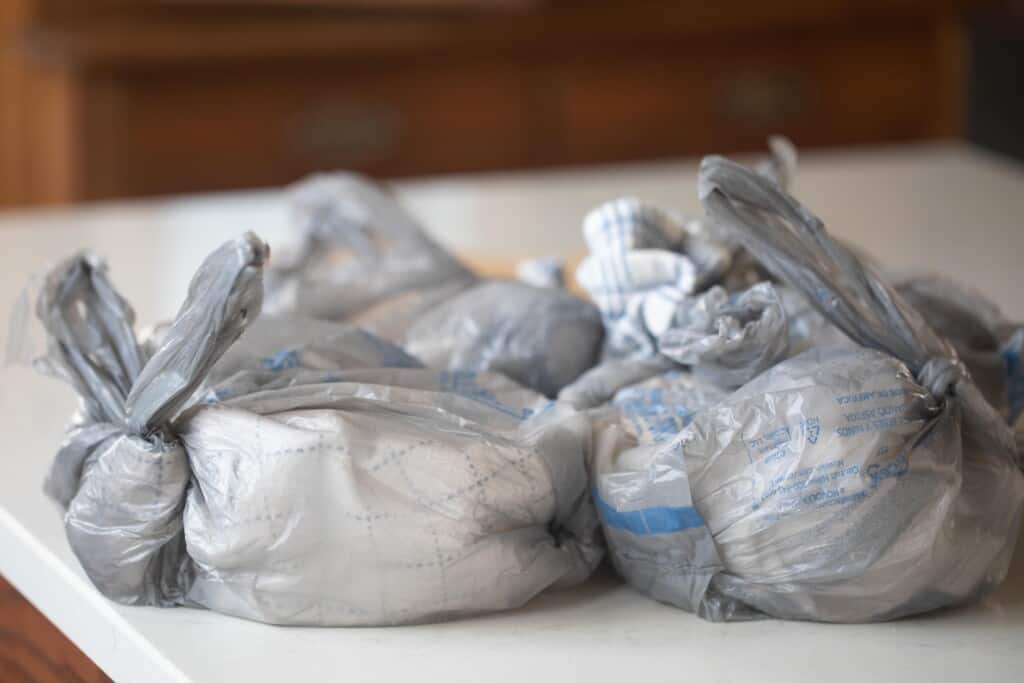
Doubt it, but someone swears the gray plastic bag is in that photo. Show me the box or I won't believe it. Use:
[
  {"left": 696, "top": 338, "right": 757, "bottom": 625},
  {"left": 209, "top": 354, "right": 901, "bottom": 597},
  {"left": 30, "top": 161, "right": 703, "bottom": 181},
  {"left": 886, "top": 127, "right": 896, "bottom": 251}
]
[
  {"left": 656, "top": 282, "right": 789, "bottom": 388},
  {"left": 29, "top": 233, "right": 603, "bottom": 626},
  {"left": 558, "top": 356, "right": 678, "bottom": 410},
  {"left": 606, "top": 370, "right": 729, "bottom": 446},
  {"left": 265, "top": 172, "right": 604, "bottom": 396},
  {"left": 562, "top": 278, "right": 791, "bottom": 399},
  {"left": 209, "top": 314, "right": 423, "bottom": 379},
  {"left": 558, "top": 281, "right": 845, "bottom": 420},
  {"left": 401, "top": 279, "right": 604, "bottom": 398},
  {"left": 33, "top": 235, "right": 267, "bottom": 605},
  {"left": 595, "top": 156, "right": 1024, "bottom": 623},
  {"left": 264, "top": 172, "right": 477, "bottom": 329}
]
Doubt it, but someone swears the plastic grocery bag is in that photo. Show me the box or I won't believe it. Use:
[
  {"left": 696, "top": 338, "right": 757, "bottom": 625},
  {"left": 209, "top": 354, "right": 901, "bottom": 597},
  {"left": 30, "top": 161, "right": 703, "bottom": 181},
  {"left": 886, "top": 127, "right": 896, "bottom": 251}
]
[
  {"left": 265, "top": 172, "right": 604, "bottom": 396},
  {"left": 28, "top": 233, "right": 603, "bottom": 626},
  {"left": 595, "top": 155, "right": 1024, "bottom": 622}
]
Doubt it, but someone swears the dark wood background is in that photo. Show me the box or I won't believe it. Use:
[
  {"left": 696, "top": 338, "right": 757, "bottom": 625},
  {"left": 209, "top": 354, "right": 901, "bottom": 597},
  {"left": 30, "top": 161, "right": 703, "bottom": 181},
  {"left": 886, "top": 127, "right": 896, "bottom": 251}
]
[{"left": 0, "top": 0, "right": 994, "bottom": 206}]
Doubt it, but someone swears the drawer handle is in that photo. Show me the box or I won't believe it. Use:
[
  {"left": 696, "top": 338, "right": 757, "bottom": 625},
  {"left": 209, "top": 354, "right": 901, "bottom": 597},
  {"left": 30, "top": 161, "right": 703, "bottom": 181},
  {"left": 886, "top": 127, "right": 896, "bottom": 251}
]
[
  {"left": 288, "top": 102, "right": 402, "bottom": 165},
  {"left": 718, "top": 71, "right": 812, "bottom": 127}
]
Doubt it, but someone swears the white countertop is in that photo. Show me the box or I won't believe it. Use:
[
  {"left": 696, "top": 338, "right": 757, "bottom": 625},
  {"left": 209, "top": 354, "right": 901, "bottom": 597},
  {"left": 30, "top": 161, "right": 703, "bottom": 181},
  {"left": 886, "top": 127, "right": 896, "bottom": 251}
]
[{"left": 2, "top": 142, "right": 1023, "bottom": 683}]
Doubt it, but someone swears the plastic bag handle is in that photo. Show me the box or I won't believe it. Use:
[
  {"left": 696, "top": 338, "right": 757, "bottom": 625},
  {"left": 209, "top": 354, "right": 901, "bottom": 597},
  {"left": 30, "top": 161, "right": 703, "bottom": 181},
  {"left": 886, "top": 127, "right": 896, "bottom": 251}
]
[
  {"left": 126, "top": 233, "right": 267, "bottom": 434},
  {"left": 698, "top": 155, "right": 952, "bottom": 377},
  {"left": 27, "top": 252, "right": 144, "bottom": 428},
  {"left": 26, "top": 233, "right": 267, "bottom": 437}
]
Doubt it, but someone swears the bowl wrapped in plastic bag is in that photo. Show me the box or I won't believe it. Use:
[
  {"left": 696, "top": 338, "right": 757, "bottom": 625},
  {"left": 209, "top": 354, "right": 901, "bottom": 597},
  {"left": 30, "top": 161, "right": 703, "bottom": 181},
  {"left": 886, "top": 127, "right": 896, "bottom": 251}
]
[
  {"left": 265, "top": 172, "right": 604, "bottom": 396},
  {"left": 29, "top": 233, "right": 602, "bottom": 626},
  {"left": 595, "top": 155, "right": 1024, "bottom": 623}
]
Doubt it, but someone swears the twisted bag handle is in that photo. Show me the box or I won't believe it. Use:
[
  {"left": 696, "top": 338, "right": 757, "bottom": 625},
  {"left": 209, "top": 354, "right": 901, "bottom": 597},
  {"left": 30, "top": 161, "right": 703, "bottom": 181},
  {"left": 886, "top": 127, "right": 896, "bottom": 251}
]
[
  {"left": 33, "top": 251, "right": 145, "bottom": 429},
  {"left": 698, "top": 156, "right": 959, "bottom": 394},
  {"left": 278, "top": 173, "right": 470, "bottom": 276},
  {"left": 126, "top": 233, "right": 267, "bottom": 433},
  {"left": 35, "top": 232, "right": 268, "bottom": 439}
]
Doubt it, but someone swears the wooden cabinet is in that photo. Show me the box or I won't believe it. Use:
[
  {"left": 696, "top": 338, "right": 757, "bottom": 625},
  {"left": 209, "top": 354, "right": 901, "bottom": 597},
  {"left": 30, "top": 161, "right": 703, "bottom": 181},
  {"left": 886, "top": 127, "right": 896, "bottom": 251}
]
[
  {"left": 0, "top": 1, "right": 980, "bottom": 205},
  {"left": 555, "top": 26, "right": 941, "bottom": 163},
  {"left": 77, "top": 59, "right": 540, "bottom": 198}
]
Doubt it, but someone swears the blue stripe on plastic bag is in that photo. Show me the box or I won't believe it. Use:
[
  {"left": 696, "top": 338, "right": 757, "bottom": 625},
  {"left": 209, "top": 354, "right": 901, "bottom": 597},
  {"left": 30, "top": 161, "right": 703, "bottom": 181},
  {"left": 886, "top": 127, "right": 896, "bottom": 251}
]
[{"left": 594, "top": 486, "right": 705, "bottom": 535}]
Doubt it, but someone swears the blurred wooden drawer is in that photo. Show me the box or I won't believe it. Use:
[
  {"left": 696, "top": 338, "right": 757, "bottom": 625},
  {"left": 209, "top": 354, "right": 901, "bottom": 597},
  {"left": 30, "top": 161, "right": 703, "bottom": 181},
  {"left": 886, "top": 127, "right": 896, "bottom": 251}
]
[
  {"left": 2, "top": 2, "right": 968, "bottom": 205},
  {"left": 554, "top": 27, "right": 938, "bottom": 164},
  {"left": 81, "top": 61, "right": 537, "bottom": 198}
]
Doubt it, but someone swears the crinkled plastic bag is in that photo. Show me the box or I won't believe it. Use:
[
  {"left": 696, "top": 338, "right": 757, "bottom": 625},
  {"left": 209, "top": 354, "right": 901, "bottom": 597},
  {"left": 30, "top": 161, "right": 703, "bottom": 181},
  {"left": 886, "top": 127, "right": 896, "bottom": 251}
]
[
  {"left": 608, "top": 370, "right": 728, "bottom": 445},
  {"left": 656, "top": 282, "right": 789, "bottom": 387},
  {"left": 562, "top": 277, "right": 794, "bottom": 405},
  {"left": 559, "top": 281, "right": 846, "bottom": 420},
  {"left": 595, "top": 155, "right": 1024, "bottom": 623},
  {"left": 401, "top": 279, "right": 604, "bottom": 398},
  {"left": 210, "top": 314, "right": 423, "bottom": 378},
  {"left": 265, "top": 173, "right": 604, "bottom": 396},
  {"left": 558, "top": 356, "right": 678, "bottom": 410},
  {"left": 28, "top": 233, "right": 603, "bottom": 626},
  {"left": 264, "top": 172, "right": 477, "bottom": 327}
]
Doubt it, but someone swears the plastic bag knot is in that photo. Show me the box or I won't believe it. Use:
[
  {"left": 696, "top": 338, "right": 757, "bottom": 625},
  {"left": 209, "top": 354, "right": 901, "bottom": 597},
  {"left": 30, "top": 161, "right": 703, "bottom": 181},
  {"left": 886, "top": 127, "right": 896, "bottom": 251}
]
[{"left": 917, "top": 356, "right": 965, "bottom": 399}]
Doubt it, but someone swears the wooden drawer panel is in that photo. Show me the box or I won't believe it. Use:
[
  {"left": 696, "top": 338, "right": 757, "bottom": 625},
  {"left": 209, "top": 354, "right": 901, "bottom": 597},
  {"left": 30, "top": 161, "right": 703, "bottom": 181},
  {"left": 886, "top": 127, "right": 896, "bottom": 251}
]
[
  {"left": 553, "top": 28, "right": 937, "bottom": 163},
  {"left": 68, "top": 25, "right": 946, "bottom": 200},
  {"left": 84, "top": 60, "right": 539, "bottom": 198}
]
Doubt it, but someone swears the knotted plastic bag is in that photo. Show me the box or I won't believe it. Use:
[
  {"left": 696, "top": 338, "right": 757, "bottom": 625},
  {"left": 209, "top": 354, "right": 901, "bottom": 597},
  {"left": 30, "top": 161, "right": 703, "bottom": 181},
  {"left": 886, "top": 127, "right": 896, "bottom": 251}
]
[
  {"left": 33, "top": 235, "right": 267, "bottom": 605},
  {"left": 595, "top": 156, "right": 1024, "bottom": 623},
  {"left": 29, "top": 233, "right": 603, "bottom": 626},
  {"left": 265, "top": 172, "right": 604, "bottom": 396}
]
